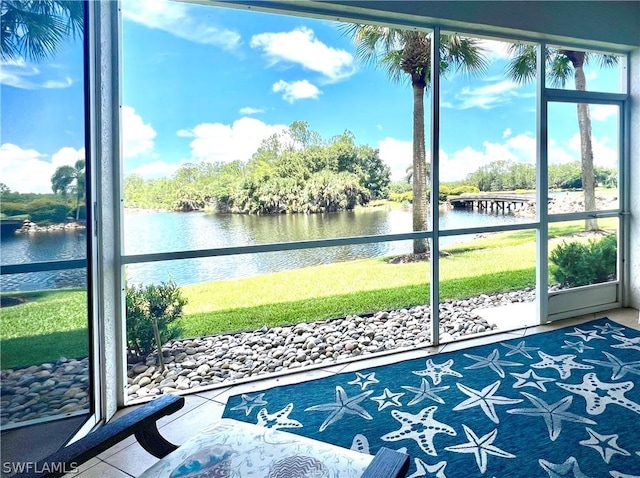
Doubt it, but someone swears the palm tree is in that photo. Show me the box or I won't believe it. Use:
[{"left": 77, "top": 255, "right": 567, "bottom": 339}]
[
  {"left": 51, "top": 158, "right": 85, "bottom": 221},
  {"left": 506, "top": 45, "right": 618, "bottom": 231},
  {"left": 1, "top": 0, "right": 83, "bottom": 61},
  {"left": 344, "top": 26, "right": 487, "bottom": 254}
]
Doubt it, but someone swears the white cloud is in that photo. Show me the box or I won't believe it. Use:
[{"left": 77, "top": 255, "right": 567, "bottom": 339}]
[
  {"left": 567, "top": 132, "right": 618, "bottom": 168},
  {"left": 378, "top": 137, "right": 413, "bottom": 181},
  {"left": 178, "top": 117, "right": 288, "bottom": 163},
  {"left": 440, "top": 133, "right": 537, "bottom": 181},
  {"left": 503, "top": 128, "right": 512, "bottom": 139},
  {"left": 0, "top": 58, "right": 74, "bottom": 89},
  {"left": 130, "top": 160, "right": 182, "bottom": 180},
  {"left": 591, "top": 104, "right": 618, "bottom": 122},
  {"left": 477, "top": 39, "right": 513, "bottom": 60},
  {"left": 239, "top": 106, "right": 265, "bottom": 115},
  {"left": 0, "top": 143, "right": 84, "bottom": 194},
  {"left": 272, "top": 79, "right": 321, "bottom": 103},
  {"left": 548, "top": 138, "right": 576, "bottom": 165},
  {"left": 121, "top": 0, "right": 240, "bottom": 50},
  {"left": 379, "top": 132, "right": 538, "bottom": 183},
  {"left": 456, "top": 79, "right": 521, "bottom": 109},
  {"left": 250, "top": 26, "right": 355, "bottom": 82},
  {"left": 586, "top": 70, "right": 598, "bottom": 82},
  {"left": 122, "top": 106, "right": 156, "bottom": 158}
]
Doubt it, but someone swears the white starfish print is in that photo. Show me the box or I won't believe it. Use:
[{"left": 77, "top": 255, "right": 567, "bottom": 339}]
[
  {"left": 350, "top": 434, "right": 370, "bottom": 454},
  {"left": 371, "top": 388, "right": 404, "bottom": 411},
  {"left": 348, "top": 371, "right": 379, "bottom": 390},
  {"left": 401, "top": 378, "right": 450, "bottom": 405},
  {"left": 566, "top": 327, "right": 606, "bottom": 342},
  {"left": 557, "top": 372, "right": 640, "bottom": 415},
  {"left": 256, "top": 403, "right": 302, "bottom": 430},
  {"left": 561, "top": 340, "right": 594, "bottom": 353},
  {"left": 412, "top": 358, "right": 462, "bottom": 385},
  {"left": 305, "top": 386, "right": 373, "bottom": 432},
  {"left": 538, "top": 456, "right": 589, "bottom": 478},
  {"left": 584, "top": 351, "right": 640, "bottom": 380},
  {"left": 381, "top": 406, "right": 456, "bottom": 456},
  {"left": 407, "top": 457, "right": 447, "bottom": 478},
  {"left": 579, "top": 427, "right": 631, "bottom": 464},
  {"left": 610, "top": 472, "right": 640, "bottom": 478},
  {"left": 611, "top": 334, "right": 640, "bottom": 351},
  {"left": 444, "top": 425, "right": 515, "bottom": 473},
  {"left": 510, "top": 369, "right": 556, "bottom": 392},
  {"left": 229, "top": 392, "right": 268, "bottom": 416},
  {"left": 453, "top": 380, "right": 522, "bottom": 424},
  {"left": 531, "top": 351, "right": 593, "bottom": 379},
  {"left": 501, "top": 340, "right": 539, "bottom": 359},
  {"left": 463, "top": 349, "right": 522, "bottom": 378},
  {"left": 506, "top": 392, "right": 596, "bottom": 441},
  {"left": 593, "top": 322, "right": 626, "bottom": 335},
  {"left": 594, "top": 322, "right": 624, "bottom": 335}
]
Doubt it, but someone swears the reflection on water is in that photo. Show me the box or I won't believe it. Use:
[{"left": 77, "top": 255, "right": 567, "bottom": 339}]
[{"left": 2, "top": 208, "right": 527, "bottom": 289}]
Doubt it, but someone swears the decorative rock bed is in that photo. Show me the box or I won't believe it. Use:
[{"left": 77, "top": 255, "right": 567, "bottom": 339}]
[
  {"left": 125, "top": 288, "right": 535, "bottom": 402},
  {"left": 0, "top": 357, "right": 89, "bottom": 427},
  {"left": 0, "top": 288, "right": 535, "bottom": 425}
]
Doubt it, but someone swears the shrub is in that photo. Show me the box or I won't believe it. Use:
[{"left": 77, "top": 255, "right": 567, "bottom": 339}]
[
  {"left": 549, "top": 234, "right": 616, "bottom": 288},
  {"left": 1, "top": 202, "right": 29, "bottom": 217},
  {"left": 126, "top": 281, "right": 186, "bottom": 368},
  {"left": 25, "top": 198, "right": 71, "bottom": 224},
  {"left": 449, "top": 185, "right": 480, "bottom": 196},
  {"left": 389, "top": 191, "right": 413, "bottom": 203}
]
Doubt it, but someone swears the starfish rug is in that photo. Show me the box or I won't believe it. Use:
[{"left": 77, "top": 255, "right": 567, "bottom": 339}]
[{"left": 222, "top": 318, "right": 640, "bottom": 477}]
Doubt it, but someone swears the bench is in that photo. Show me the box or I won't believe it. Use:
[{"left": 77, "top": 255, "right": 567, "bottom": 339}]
[{"left": 14, "top": 394, "right": 409, "bottom": 477}]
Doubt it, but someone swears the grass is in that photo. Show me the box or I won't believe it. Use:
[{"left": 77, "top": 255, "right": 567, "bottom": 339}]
[
  {"left": 1, "top": 290, "right": 89, "bottom": 369},
  {"left": 0, "top": 220, "right": 614, "bottom": 369}
]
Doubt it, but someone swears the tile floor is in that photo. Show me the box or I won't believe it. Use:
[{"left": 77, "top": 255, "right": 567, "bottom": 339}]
[{"left": 66, "top": 308, "right": 639, "bottom": 477}]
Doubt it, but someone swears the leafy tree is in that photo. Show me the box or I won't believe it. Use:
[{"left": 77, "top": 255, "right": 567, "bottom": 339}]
[
  {"left": 507, "top": 45, "right": 618, "bottom": 230},
  {"left": 1, "top": 0, "right": 84, "bottom": 61},
  {"left": 126, "top": 281, "right": 186, "bottom": 370},
  {"left": 548, "top": 162, "right": 582, "bottom": 190},
  {"left": 344, "top": 26, "right": 487, "bottom": 253},
  {"left": 51, "top": 158, "right": 85, "bottom": 220}
]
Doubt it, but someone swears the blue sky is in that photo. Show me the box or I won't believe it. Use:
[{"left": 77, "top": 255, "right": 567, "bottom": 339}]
[{"left": 0, "top": 0, "right": 622, "bottom": 194}]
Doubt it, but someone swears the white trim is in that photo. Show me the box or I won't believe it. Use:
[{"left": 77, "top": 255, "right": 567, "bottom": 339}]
[
  {"left": 430, "top": 28, "right": 441, "bottom": 345},
  {"left": 536, "top": 42, "right": 549, "bottom": 324}
]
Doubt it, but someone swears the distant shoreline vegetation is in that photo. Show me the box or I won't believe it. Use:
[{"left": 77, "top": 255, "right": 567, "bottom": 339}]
[
  {"left": 125, "top": 122, "right": 391, "bottom": 215},
  {"left": 0, "top": 120, "right": 617, "bottom": 223}
]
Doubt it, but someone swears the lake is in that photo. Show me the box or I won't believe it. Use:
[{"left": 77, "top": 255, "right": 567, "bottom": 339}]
[{"left": 1, "top": 207, "right": 529, "bottom": 291}]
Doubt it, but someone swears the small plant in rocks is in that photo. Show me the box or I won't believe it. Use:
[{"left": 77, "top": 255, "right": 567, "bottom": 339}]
[
  {"left": 126, "top": 281, "right": 186, "bottom": 371},
  {"left": 549, "top": 234, "right": 616, "bottom": 288}
]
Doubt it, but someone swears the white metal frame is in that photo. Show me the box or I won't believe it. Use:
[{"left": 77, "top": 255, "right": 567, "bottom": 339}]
[{"left": 108, "top": 1, "right": 632, "bottom": 404}]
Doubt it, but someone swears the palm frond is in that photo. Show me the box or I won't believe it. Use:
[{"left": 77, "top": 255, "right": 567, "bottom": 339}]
[
  {"left": 505, "top": 43, "right": 537, "bottom": 84},
  {"left": 0, "top": 0, "right": 84, "bottom": 62},
  {"left": 548, "top": 55, "right": 572, "bottom": 88},
  {"left": 595, "top": 53, "right": 620, "bottom": 68},
  {"left": 342, "top": 23, "right": 406, "bottom": 83},
  {"left": 442, "top": 35, "right": 489, "bottom": 78}
]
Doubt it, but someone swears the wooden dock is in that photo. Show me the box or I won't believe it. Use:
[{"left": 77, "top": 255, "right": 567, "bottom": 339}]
[{"left": 448, "top": 194, "right": 535, "bottom": 213}]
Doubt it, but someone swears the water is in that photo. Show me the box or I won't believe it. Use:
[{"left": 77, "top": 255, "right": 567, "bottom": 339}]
[{"left": 1, "top": 208, "right": 528, "bottom": 290}]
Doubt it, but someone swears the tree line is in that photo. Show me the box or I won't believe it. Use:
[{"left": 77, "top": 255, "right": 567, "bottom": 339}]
[
  {"left": 124, "top": 122, "right": 391, "bottom": 214},
  {"left": 463, "top": 160, "right": 617, "bottom": 192}
]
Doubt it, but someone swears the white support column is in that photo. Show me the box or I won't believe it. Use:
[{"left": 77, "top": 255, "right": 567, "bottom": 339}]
[
  {"left": 535, "top": 42, "right": 549, "bottom": 324},
  {"left": 430, "top": 28, "right": 441, "bottom": 344},
  {"left": 91, "top": 0, "right": 124, "bottom": 421},
  {"left": 629, "top": 47, "right": 640, "bottom": 312}
]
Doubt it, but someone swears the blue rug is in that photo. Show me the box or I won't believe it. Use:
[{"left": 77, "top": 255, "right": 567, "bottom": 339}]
[{"left": 223, "top": 318, "right": 640, "bottom": 477}]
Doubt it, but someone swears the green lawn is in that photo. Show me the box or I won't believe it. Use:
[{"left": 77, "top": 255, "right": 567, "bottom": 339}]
[{"left": 0, "top": 220, "right": 614, "bottom": 369}]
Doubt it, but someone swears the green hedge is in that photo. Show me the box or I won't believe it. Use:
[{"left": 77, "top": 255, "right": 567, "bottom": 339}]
[{"left": 550, "top": 234, "right": 616, "bottom": 287}]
